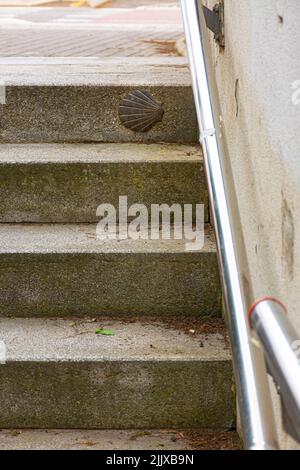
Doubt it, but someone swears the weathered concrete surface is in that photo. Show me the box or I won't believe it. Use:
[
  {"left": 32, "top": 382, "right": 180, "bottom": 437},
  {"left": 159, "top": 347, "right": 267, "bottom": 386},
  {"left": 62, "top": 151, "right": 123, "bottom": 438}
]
[
  {"left": 0, "top": 429, "right": 241, "bottom": 450},
  {"left": 0, "top": 317, "right": 229, "bottom": 361},
  {"left": 0, "top": 318, "right": 234, "bottom": 429},
  {"left": 0, "top": 143, "right": 208, "bottom": 223},
  {"left": 0, "top": 58, "right": 187, "bottom": 77},
  {"left": 205, "top": 0, "right": 300, "bottom": 449},
  {"left": 0, "top": 58, "right": 198, "bottom": 143},
  {"left": 0, "top": 224, "right": 221, "bottom": 317}
]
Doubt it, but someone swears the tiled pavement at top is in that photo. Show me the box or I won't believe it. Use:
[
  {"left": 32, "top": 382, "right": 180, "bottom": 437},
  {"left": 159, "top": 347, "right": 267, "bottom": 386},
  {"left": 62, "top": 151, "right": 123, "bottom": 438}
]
[{"left": 0, "top": 3, "right": 184, "bottom": 58}]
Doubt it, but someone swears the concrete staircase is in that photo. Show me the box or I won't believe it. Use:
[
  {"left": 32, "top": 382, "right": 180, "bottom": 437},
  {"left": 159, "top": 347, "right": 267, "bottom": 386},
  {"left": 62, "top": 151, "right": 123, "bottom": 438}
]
[{"left": 0, "top": 57, "right": 236, "bottom": 449}]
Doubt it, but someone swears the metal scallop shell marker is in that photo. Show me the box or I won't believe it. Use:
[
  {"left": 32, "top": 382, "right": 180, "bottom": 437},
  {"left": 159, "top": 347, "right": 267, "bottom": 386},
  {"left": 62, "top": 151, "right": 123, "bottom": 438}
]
[{"left": 119, "top": 90, "right": 164, "bottom": 133}]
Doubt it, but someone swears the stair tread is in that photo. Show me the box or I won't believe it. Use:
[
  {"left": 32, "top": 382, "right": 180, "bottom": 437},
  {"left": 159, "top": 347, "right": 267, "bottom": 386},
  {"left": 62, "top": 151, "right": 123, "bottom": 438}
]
[
  {"left": 0, "top": 57, "right": 191, "bottom": 87},
  {"left": 0, "top": 223, "right": 216, "bottom": 254},
  {"left": 0, "top": 429, "right": 240, "bottom": 450},
  {"left": 0, "top": 58, "right": 197, "bottom": 144},
  {"left": 0, "top": 143, "right": 202, "bottom": 164},
  {"left": 1, "top": 317, "right": 230, "bottom": 363},
  {"left": 0, "top": 318, "right": 233, "bottom": 429}
]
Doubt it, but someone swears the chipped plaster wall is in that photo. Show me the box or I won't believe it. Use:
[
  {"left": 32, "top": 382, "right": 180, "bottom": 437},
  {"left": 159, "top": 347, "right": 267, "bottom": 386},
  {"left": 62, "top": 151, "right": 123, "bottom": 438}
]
[{"left": 204, "top": 0, "right": 300, "bottom": 449}]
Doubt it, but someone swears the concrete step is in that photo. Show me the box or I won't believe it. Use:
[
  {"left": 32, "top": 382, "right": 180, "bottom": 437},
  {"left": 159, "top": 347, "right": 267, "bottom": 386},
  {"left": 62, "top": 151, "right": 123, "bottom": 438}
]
[
  {"left": 0, "top": 143, "right": 209, "bottom": 223},
  {"left": 0, "top": 58, "right": 198, "bottom": 144},
  {"left": 0, "top": 429, "right": 241, "bottom": 450},
  {"left": 0, "top": 318, "right": 234, "bottom": 429},
  {"left": 0, "top": 223, "right": 221, "bottom": 317}
]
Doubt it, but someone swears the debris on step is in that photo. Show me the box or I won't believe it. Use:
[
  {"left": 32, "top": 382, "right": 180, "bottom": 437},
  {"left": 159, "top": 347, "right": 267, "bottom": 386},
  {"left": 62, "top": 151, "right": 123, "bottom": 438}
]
[
  {"left": 176, "top": 37, "right": 187, "bottom": 57},
  {"left": 0, "top": 429, "right": 241, "bottom": 450},
  {"left": 95, "top": 329, "right": 115, "bottom": 336}
]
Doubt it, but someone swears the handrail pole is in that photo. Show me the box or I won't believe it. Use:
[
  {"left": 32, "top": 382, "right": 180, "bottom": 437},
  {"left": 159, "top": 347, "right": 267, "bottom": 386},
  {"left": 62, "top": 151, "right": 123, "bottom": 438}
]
[
  {"left": 180, "top": 0, "right": 278, "bottom": 450},
  {"left": 249, "top": 298, "right": 300, "bottom": 443}
]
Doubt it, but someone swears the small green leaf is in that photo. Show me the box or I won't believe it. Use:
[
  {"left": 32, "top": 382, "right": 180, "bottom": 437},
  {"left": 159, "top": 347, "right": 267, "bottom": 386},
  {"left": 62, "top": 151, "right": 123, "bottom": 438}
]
[{"left": 95, "top": 329, "right": 114, "bottom": 336}]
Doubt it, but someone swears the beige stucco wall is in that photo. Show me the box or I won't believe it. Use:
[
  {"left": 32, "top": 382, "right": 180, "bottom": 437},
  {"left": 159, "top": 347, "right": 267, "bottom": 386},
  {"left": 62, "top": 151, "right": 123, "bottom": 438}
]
[{"left": 204, "top": 0, "right": 300, "bottom": 449}]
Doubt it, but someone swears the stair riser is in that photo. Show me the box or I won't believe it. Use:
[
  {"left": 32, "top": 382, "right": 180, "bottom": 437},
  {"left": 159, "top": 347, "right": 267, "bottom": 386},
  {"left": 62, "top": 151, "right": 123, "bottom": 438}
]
[
  {"left": 0, "top": 161, "right": 208, "bottom": 223},
  {"left": 0, "top": 86, "right": 198, "bottom": 143},
  {"left": 0, "top": 253, "right": 221, "bottom": 317},
  {"left": 0, "top": 361, "right": 234, "bottom": 429}
]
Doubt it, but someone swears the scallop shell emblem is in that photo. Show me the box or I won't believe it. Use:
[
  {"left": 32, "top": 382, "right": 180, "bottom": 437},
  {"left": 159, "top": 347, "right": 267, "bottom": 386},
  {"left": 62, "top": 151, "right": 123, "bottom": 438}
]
[{"left": 119, "top": 90, "right": 164, "bottom": 133}]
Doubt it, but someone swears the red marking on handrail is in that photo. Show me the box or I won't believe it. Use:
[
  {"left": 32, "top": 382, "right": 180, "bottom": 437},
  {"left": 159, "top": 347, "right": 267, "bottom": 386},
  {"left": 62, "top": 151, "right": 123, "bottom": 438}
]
[{"left": 248, "top": 296, "right": 287, "bottom": 328}]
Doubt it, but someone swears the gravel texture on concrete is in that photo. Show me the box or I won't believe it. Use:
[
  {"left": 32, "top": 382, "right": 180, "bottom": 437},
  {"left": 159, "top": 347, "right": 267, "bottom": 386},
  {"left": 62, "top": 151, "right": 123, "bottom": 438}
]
[
  {"left": 0, "top": 59, "right": 198, "bottom": 144},
  {"left": 0, "top": 143, "right": 208, "bottom": 223},
  {"left": 0, "top": 318, "right": 234, "bottom": 429},
  {"left": 0, "top": 224, "right": 221, "bottom": 317},
  {"left": 0, "top": 429, "right": 241, "bottom": 450}
]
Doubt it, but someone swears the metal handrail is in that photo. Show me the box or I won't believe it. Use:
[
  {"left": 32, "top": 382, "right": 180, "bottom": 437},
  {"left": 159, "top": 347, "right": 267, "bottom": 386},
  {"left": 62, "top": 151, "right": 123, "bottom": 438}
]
[
  {"left": 180, "top": 0, "right": 278, "bottom": 450},
  {"left": 249, "top": 298, "right": 300, "bottom": 444},
  {"left": 181, "top": 0, "right": 300, "bottom": 450}
]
